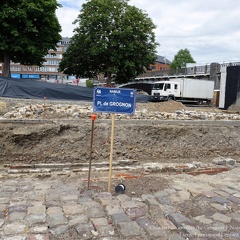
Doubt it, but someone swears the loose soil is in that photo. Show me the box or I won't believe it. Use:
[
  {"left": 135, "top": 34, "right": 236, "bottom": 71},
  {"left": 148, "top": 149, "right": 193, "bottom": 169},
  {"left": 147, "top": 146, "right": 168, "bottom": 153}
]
[
  {"left": 0, "top": 99, "right": 239, "bottom": 164},
  {"left": 0, "top": 98, "right": 240, "bottom": 196}
]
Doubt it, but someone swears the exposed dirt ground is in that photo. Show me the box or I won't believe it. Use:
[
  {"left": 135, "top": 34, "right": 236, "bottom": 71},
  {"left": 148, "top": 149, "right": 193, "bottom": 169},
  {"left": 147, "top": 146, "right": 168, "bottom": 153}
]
[
  {"left": 0, "top": 98, "right": 240, "bottom": 196},
  {"left": 0, "top": 99, "right": 239, "bottom": 165}
]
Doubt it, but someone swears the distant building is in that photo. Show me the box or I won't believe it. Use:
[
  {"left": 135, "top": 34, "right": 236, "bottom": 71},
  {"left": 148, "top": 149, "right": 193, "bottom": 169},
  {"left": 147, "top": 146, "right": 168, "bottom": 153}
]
[
  {"left": 150, "top": 55, "right": 171, "bottom": 72},
  {"left": 8, "top": 37, "right": 71, "bottom": 80},
  {"left": 2, "top": 42, "right": 171, "bottom": 82}
]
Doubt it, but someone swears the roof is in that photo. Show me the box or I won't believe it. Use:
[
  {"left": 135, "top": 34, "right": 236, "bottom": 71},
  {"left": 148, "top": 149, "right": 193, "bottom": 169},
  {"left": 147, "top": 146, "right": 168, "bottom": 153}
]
[{"left": 156, "top": 55, "right": 171, "bottom": 65}]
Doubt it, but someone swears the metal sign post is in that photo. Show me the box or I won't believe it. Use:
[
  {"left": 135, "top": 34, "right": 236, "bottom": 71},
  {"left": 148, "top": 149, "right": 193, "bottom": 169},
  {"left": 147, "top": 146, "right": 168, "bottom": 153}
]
[
  {"left": 93, "top": 87, "right": 136, "bottom": 192},
  {"left": 88, "top": 113, "right": 96, "bottom": 190}
]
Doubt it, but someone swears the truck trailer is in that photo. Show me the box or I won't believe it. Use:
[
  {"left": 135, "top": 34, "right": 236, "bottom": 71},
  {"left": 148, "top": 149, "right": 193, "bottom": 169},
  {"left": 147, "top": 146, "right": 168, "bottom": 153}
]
[{"left": 150, "top": 78, "right": 215, "bottom": 104}]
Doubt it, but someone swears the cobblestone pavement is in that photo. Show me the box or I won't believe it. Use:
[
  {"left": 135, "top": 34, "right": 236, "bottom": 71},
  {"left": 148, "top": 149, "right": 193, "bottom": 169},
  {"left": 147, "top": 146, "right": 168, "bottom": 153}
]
[{"left": 0, "top": 165, "right": 240, "bottom": 240}]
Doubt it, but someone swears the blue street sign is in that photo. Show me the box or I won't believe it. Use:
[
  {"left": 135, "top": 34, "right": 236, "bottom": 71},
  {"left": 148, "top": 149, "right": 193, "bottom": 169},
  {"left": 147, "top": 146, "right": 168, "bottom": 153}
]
[{"left": 93, "top": 87, "right": 136, "bottom": 114}]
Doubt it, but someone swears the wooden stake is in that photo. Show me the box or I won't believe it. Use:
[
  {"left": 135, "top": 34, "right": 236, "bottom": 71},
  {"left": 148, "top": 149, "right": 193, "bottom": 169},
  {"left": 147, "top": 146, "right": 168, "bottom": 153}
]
[{"left": 108, "top": 113, "right": 115, "bottom": 192}]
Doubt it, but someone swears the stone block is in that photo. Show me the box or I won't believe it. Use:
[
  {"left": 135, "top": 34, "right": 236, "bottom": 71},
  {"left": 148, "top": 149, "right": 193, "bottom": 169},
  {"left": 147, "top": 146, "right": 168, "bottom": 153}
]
[
  {"left": 68, "top": 215, "right": 88, "bottom": 226},
  {"left": 210, "top": 203, "right": 228, "bottom": 211},
  {"left": 61, "top": 195, "right": 78, "bottom": 203},
  {"left": 46, "top": 207, "right": 63, "bottom": 215},
  {"left": 26, "top": 214, "right": 46, "bottom": 225},
  {"left": 4, "top": 222, "right": 27, "bottom": 235},
  {"left": 105, "top": 205, "right": 124, "bottom": 215},
  {"left": 1, "top": 186, "right": 17, "bottom": 192},
  {"left": 227, "top": 196, "right": 240, "bottom": 204},
  {"left": 62, "top": 204, "right": 84, "bottom": 216},
  {"left": 212, "top": 213, "right": 231, "bottom": 223},
  {"left": 210, "top": 196, "right": 229, "bottom": 204},
  {"left": 96, "top": 225, "right": 115, "bottom": 237},
  {"left": 85, "top": 207, "right": 105, "bottom": 218},
  {"left": 233, "top": 193, "right": 240, "bottom": 198},
  {"left": 117, "top": 221, "right": 142, "bottom": 237},
  {"left": 120, "top": 200, "right": 138, "bottom": 210},
  {"left": 135, "top": 216, "right": 154, "bottom": 228},
  {"left": 91, "top": 217, "right": 108, "bottom": 227},
  {"left": 98, "top": 198, "right": 119, "bottom": 207},
  {"left": 214, "top": 190, "right": 229, "bottom": 197},
  {"left": 75, "top": 223, "right": 94, "bottom": 239},
  {"left": 144, "top": 225, "right": 167, "bottom": 238},
  {"left": 111, "top": 213, "right": 131, "bottom": 224},
  {"left": 157, "top": 196, "right": 171, "bottom": 205},
  {"left": 28, "top": 205, "right": 46, "bottom": 215},
  {"left": 231, "top": 212, "right": 240, "bottom": 223},
  {"left": 145, "top": 198, "right": 160, "bottom": 207},
  {"left": 47, "top": 213, "right": 68, "bottom": 228},
  {"left": 156, "top": 218, "right": 177, "bottom": 230},
  {"left": 125, "top": 207, "right": 146, "bottom": 220},
  {"left": 148, "top": 205, "right": 165, "bottom": 219},
  {"left": 167, "top": 213, "right": 191, "bottom": 227},
  {"left": 193, "top": 215, "right": 213, "bottom": 224},
  {"left": 30, "top": 226, "right": 48, "bottom": 234},
  {"left": 50, "top": 225, "right": 68, "bottom": 236},
  {"left": 179, "top": 223, "right": 201, "bottom": 237},
  {"left": 201, "top": 191, "right": 219, "bottom": 198},
  {"left": 9, "top": 212, "right": 26, "bottom": 222},
  {"left": 28, "top": 234, "right": 49, "bottom": 240}
]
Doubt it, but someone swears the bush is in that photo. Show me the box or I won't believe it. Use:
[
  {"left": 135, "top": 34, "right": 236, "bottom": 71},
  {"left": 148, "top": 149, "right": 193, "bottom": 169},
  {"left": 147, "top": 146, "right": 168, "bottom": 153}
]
[{"left": 86, "top": 79, "right": 94, "bottom": 88}]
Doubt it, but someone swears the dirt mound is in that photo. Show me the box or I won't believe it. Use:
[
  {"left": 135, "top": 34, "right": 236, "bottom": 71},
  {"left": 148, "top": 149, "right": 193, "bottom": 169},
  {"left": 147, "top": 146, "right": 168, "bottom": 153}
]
[{"left": 137, "top": 101, "right": 186, "bottom": 113}]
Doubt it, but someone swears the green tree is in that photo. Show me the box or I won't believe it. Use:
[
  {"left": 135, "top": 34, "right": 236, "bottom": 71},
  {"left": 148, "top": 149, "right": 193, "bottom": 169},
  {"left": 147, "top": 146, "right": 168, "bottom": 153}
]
[
  {"left": 170, "top": 48, "right": 196, "bottom": 69},
  {"left": 59, "top": 0, "right": 158, "bottom": 85},
  {"left": 0, "top": 0, "right": 62, "bottom": 77}
]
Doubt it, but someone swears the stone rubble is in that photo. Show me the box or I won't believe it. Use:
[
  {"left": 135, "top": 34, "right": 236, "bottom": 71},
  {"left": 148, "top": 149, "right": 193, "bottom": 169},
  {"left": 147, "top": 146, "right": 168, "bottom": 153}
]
[{"left": 1, "top": 103, "right": 240, "bottom": 121}]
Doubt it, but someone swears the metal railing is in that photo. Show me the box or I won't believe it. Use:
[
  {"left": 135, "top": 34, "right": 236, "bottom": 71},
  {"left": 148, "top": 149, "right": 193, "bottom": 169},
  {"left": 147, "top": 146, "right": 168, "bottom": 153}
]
[{"left": 137, "top": 65, "right": 211, "bottom": 79}]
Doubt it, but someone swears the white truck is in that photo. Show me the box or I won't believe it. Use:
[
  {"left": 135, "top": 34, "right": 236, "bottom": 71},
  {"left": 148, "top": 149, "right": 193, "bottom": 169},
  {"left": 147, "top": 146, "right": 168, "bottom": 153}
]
[{"left": 150, "top": 78, "right": 215, "bottom": 104}]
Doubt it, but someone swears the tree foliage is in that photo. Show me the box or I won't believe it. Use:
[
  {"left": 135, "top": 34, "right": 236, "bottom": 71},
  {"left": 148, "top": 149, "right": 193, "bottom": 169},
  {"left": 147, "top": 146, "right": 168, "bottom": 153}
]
[
  {"left": 59, "top": 0, "right": 159, "bottom": 84},
  {"left": 170, "top": 48, "right": 196, "bottom": 69},
  {"left": 0, "top": 0, "right": 62, "bottom": 77}
]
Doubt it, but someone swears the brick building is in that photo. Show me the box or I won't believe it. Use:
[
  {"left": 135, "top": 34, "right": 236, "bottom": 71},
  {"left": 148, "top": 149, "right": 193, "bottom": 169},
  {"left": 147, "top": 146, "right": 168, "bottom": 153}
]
[
  {"left": 8, "top": 37, "right": 71, "bottom": 81},
  {"left": 1, "top": 39, "right": 170, "bottom": 82},
  {"left": 150, "top": 55, "right": 171, "bottom": 71}
]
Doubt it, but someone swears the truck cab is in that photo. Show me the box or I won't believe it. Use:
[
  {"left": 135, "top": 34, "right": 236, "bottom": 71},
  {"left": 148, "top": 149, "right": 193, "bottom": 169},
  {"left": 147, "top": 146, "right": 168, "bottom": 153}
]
[{"left": 151, "top": 81, "right": 181, "bottom": 101}]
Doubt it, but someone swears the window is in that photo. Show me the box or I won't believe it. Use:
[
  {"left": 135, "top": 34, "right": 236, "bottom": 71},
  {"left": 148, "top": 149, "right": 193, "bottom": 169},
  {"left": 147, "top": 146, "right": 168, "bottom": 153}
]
[
  {"left": 153, "top": 83, "right": 164, "bottom": 90},
  {"left": 174, "top": 84, "right": 178, "bottom": 90},
  {"left": 10, "top": 66, "right": 21, "bottom": 71},
  {"left": 166, "top": 84, "right": 171, "bottom": 89},
  {"left": 48, "top": 67, "right": 57, "bottom": 72}
]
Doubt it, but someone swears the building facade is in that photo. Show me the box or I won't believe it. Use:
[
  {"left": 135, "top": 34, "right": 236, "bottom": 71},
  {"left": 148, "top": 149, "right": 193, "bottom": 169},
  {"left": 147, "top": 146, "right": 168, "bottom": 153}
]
[
  {"left": 9, "top": 37, "right": 70, "bottom": 81},
  {"left": 1, "top": 40, "right": 171, "bottom": 83},
  {"left": 150, "top": 55, "right": 171, "bottom": 71}
]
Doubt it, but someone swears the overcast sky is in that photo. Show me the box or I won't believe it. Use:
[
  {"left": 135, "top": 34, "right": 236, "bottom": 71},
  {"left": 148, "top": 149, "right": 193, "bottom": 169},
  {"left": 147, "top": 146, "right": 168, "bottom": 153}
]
[{"left": 56, "top": 0, "right": 240, "bottom": 65}]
